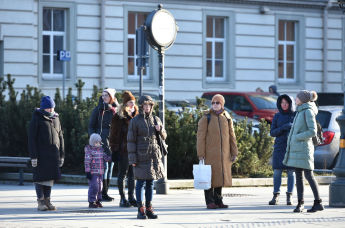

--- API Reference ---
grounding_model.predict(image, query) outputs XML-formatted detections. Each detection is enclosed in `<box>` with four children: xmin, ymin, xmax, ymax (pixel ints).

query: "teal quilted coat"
<box><xmin>283</xmin><ymin>102</ymin><xmax>318</xmax><ymax>170</ymax></box>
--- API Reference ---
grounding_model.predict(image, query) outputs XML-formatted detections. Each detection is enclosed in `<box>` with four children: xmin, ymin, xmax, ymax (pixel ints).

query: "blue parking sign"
<box><xmin>57</xmin><ymin>50</ymin><xmax>71</xmax><ymax>61</ymax></box>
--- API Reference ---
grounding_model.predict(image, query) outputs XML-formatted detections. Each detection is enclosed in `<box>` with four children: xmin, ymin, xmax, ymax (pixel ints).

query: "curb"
<box><xmin>0</xmin><ymin>172</ymin><xmax>335</xmax><ymax>188</ymax></box>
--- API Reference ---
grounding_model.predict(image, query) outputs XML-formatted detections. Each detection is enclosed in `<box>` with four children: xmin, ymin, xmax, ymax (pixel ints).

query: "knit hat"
<box><xmin>297</xmin><ymin>90</ymin><xmax>318</xmax><ymax>103</ymax></box>
<box><xmin>89</xmin><ymin>133</ymin><xmax>102</xmax><ymax>146</ymax></box>
<box><xmin>122</xmin><ymin>90</ymin><xmax>136</xmax><ymax>105</ymax></box>
<box><xmin>103</xmin><ymin>88</ymin><xmax>116</xmax><ymax>102</ymax></box>
<box><xmin>211</xmin><ymin>94</ymin><xmax>225</xmax><ymax>108</ymax></box>
<box><xmin>138</xmin><ymin>95</ymin><xmax>155</xmax><ymax>106</ymax></box>
<box><xmin>40</xmin><ymin>96</ymin><xmax>55</xmax><ymax>109</ymax></box>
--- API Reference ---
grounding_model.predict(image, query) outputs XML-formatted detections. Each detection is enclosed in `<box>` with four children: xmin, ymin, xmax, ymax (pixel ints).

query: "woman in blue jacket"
<box><xmin>269</xmin><ymin>94</ymin><xmax>295</xmax><ymax>206</ymax></box>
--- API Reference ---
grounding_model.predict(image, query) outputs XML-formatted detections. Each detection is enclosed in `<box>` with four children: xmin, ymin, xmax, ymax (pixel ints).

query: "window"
<box><xmin>42</xmin><ymin>8</ymin><xmax>66</xmax><ymax>80</ymax></box>
<box><xmin>127</xmin><ymin>12</ymin><xmax>149</xmax><ymax>79</ymax></box>
<box><xmin>206</xmin><ymin>16</ymin><xmax>226</xmax><ymax>81</ymax></box>
<box><xmin>278</xmin><ymin>20</ymin><xmax>296</xmax><ymax>82</ymax></box>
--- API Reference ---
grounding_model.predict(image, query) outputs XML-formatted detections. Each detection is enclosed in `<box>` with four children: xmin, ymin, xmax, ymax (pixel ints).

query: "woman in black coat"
<box><xmin>28</xmin><ymin>96</ymin><xmax>64</xmax><ymax>211</ymax></box>
<box><xmin>269</xmin><ymin>94</ymin><xmax>295</xmax><ymax>205</ymax></box>
<box><xmin>88</xmin><ymin>88</ymin><xmax>118</xmax><ymax>201</ymax></box>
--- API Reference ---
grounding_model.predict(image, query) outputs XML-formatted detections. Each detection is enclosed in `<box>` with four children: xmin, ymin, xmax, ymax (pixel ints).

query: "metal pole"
<box><xmin>139</xmin><ymin>67</ymin><xmax>144</xmax><ymax>96</ymax></box>
<box><xmin>63</xmin><ymin>62</ymin><xmax>66</xmax><ymax>99</ymax></box>
<box><xmin>156</xmin><ymin>47</ymin><xmax>169</xmax><ymax>194</ymax></box>
<box><xmin>329</xmin><ymin>91</ymin><xmax>345</xmax><ymax>207</ymax></box>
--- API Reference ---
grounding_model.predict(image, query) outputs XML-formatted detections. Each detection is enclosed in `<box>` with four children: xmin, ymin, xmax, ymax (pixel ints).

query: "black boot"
<box><xmin>128</xmin><ymin>177</ymin><xmax>137</xmax><ymax>207</ymax></box>
<box><xmin>102</xmin><ymin>180</ymin><xmax>113</xmax><ymax>202</ymax></box>
<box><xmin>128</xmin><ymin>195</ymin><xmax>137</xmax><ymax>207</ymax></box>
<box><xmin>119</xmin><ymin>197</ymin><xmax>130</xmax><ymax>207</ymax></box>
<box><xmin>294</xmin><ymin>200</ymin><xmax>304</xmax><ymax>213</ymax></box>
<box><xmin>145</xmin><ymin>202</ymin><xmax>158</xmax><ymax>219</ymax></box>
<box><xmin>137</xmin><ymin>202</ymin><xmax>147</xmax><ymax>219</ymax></box>
<box><xmin>268</xmin><ymin>193</ymin><xmax>280</xmax><ymax>205</ymax></box>
<box><xmin>307</xmin><ymin>199</ymin><xmax>324</xmax><ymax>212</ymax></box>
<box><xmin>286</xmin><ymin>192</ymin><xmax>293</xmax><ymax>206</ymax></box>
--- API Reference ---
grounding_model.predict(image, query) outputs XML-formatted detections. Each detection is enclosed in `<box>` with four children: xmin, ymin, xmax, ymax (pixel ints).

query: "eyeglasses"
<box><xmin>211</xmin><ymin>102</ymin><xmax>220</xmax><ymax>105</ymax></box>
<box><xmin>102</xmin><ymin>93</ymin><xmax>109</xmax><ymax>98</ymax></box>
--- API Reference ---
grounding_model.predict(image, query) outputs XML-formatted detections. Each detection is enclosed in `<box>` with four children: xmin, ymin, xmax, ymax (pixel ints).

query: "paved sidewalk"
<box><xmin>0</xmin><ymin>182</ymin><xmax>344</xmax><ymax>228</ymax></box>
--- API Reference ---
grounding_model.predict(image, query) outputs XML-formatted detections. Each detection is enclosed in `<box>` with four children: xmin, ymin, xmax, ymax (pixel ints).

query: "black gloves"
<box><xmin>86</xmin><ymin>172</ymin><xmax>92</xmax><ymax>180</ymax></box>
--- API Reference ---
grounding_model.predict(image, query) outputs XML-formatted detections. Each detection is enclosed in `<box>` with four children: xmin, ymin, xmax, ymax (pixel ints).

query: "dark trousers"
<box><xmin>204</xmin><ymin>187</ymin><xmax>223</xmax><ymax>205</ymax></box>
<box><xmin>295</xmin><ymin>168</ymin><xmax>320</xmax><ymax>201</ymax></box>
<box><xmin>35</xmin><ymin>183</ymin><xmax>51</xmax><ymax>199</ymax></box>
<box><xmin>136</xmin><ymin>180</ymin><xmax>154</xmax><ymax>205</ymax></box>
<box><xmin>117</xmin><ymin>155</ymin><xmax>135</xmax><ymax>199</ymax></box>
<box><xmin>88</xmin><ymin>174</ymin><xmax>103</xmax><ymax>203</ymax></box>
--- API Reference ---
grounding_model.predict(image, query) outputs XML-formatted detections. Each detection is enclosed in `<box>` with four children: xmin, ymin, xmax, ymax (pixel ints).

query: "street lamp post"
<box><xmin>145</xmin><ymin>4</ymin><xmax>178</xmax><ymax>194</ymax></box>
<box><xmin>329</xmin><ymin>0</ymin><xmax>345</xmax><ymax>208</ymax></box>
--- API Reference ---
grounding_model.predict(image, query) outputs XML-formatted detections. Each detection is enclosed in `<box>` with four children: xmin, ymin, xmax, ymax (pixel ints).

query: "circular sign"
<box><xmin>146</xmin><ymin>6</ymin><xmax>177</xmax><ymax>50</ymax></box>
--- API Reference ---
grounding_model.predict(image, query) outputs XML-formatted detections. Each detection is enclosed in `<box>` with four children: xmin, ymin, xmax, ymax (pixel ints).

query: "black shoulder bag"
<box><xmin>153</xmin><ymin>116</ymin><xmax>168</xmax><ymax>156</ymax></box>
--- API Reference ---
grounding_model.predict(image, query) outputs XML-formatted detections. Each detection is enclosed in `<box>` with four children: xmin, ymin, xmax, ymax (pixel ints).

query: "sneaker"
<box><xmin>89</xmin><ymin>202</ymin><xmax>98</xmax><ymax>208</ymax></box>
<box><xmin>95</xmin><ymin>201</ymin><xmax>103</xmax><ymax>208</ymax></box>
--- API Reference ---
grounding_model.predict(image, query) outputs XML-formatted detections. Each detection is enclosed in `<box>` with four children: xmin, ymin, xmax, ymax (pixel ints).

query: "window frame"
<box><xmin>275</xmin><ymin>15</ymin><xmax>305</xmax><ymax>88</ymax></box>
<box><xmin>38</xmin><ymin>1</ymin><xmax>76</xmax><ymax>87</ymax></box>
<box><xmin>202</xmin><ymin>10</ymin><xmax>235</xmax><ymax>89</ymax></box>
<box><xmin>123</xmin><ymin>5</ymin><xmax>158</xmax><ymax>88</ymax></box>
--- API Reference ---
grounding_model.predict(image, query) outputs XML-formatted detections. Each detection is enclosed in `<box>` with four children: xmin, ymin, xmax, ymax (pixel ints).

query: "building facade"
<box><xmin>0</xmin><ymin>0</ymin><xmax>343</xmax><ymax>100</ymax></box>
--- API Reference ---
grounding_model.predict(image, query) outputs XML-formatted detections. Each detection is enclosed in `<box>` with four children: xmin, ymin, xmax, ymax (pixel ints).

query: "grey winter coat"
<box><xmin>127</xmin><ymin>110</ymin><xmax>167</xmax><ymax>180</ymax></box>
<box><xmin>28</xmin><ymin>109</ymin><xmax>65</xmax><ymax>182</ymax></box>
<box><xmin>283</xmin><ymin>102</ymin><xmax>318</xmax><ymax>170</ymax></box>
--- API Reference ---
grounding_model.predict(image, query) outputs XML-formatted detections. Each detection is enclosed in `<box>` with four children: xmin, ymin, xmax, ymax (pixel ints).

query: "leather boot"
<box><xmin>37</xmin><ymin>198</ymin><xmax>48</xmax><ymax>211</ymax></box>
<box><xmin>102</xmin><ymin>180</ymin><xmax>113</xmax><ymax>202</ymax></box>
<box><xmin>269</xmin><ymin>193</ymin><xmax>280</xmax><ymax>205</ymax></box>
<box><xmin>137</xmin><ymin>202</ymin><xmax>147</xmax><ymax>219</ymax></box>
<box><xmin>119</xmin><ymin>197</ymin><xmax>130</xmax><ymax>207</ymax></box>
<box><xmin>307</xmin><ymin>199</ymin><xmax>324</xmax><ymax>212</ymax></box>
<box><xmin>44</xmin><ymin>197</ymin><xmax>56</xmax><ymax>211</ymax></box>
<box><xmin>294</xmin><ymin>200</ymin><xmax>304</xmax><ymax>213</ymax></box>
<box><xmin>145</xmin><ymin>202</ymin><xmax>158</xmax><ymax>219</ymax></box>
<box><xmin>286</xmin><ymin>192</ymin><xmax>293</xmax><ymax>206</ymax></box>
<box><xmin>128</xmin><ymin>195</ymin><xmax>137</xmax><ymax>207</ymax></box>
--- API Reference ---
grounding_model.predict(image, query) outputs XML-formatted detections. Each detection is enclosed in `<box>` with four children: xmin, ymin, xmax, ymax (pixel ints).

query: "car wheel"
<box><xmin>330</xmin><ymin>153</ymin><xmax>339</xmax><ymax>169</ymax></box>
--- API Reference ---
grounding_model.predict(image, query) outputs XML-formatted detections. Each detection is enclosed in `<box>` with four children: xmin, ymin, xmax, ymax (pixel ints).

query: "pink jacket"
<box><xmin>84</xmin><ymin>145</ymin><xmax>111</xmax><ymax>175</ymax></box>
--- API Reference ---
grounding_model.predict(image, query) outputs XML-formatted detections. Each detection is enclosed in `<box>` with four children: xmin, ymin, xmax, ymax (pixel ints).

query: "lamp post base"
<box><xmin>329</xmin><ymin>177</ymin><xmax>345</xmax><ymax>207</ymax></box>
<box><xmin>155</xmin><ymin>178</ymin><xmax>169</xmax><ymax>194</ymax></box>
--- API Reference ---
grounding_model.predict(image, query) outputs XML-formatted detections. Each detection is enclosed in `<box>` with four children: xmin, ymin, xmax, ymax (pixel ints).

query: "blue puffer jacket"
<box><xmin>270</xmin><ymin>94</ymin><xmax>295</xmax><ymax>170</ymax></box>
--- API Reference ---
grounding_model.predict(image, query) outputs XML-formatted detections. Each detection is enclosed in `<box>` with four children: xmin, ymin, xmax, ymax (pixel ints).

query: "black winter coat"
<box><xmin>28</xmin><ymin>109</ymin><xmax>65</xmax><ymax>182</ymax></box>
<box><xmin>88</xmin><ymin>96</ymin><xmax>117</xmax><ymax>156</ymax></box>
<box><xmin>270</xmin><ymin>94</ymin><xmax>295</xmax><ymax>170</ymax></box>
<box><xmin>127</xmin><ymin>111</ymin><xmax>167</xmax><ymax>180</ymax></box>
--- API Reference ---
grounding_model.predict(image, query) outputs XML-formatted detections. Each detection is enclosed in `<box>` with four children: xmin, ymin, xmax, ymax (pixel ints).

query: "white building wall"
<box><xmin>0</xmin><ymin>0</ymin><xmax>343</xmax><ymax>100</ymax></box>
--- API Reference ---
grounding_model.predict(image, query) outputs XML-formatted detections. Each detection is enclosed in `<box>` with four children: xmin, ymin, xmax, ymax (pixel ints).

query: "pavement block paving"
<box><xmin>0</xmin><ymin>183</ymin><xmax>345</xmax><ymax>228</ymax></box>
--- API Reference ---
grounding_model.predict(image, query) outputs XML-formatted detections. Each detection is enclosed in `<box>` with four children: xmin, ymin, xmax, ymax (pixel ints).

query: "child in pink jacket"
<box><xmin>85</xmin><ymin>133</ymin><xmax>111</xmax><ymax>208</ymax></box>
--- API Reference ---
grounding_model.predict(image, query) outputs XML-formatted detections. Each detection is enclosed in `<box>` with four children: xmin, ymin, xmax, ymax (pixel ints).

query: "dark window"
<box><xmin>249</xmin><ymin>95</ymin><xmax>277</xmax><ymax>110</ymax></box>
<box><xmin>316</xmin><ymin>111</ymin><xmax>332</xmax><ymax>129</ymax></box>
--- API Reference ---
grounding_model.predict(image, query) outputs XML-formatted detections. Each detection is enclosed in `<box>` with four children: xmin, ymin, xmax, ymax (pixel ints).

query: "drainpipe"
<box><xmin>100</xmin><ymin>0</ymin><xmax>105</xmax><ymax>89</ymax></box>
<box><xmin>323</xmin><ymin>0</ymin><xmax>331</xmax><ymax>92</ymax></box>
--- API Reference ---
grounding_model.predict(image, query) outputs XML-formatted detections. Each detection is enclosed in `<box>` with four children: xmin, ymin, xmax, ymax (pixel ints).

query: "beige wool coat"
<box><xmin>197</xmin><ymin>109</ymin><xmax>238</xmax><ymax>187</ymax></box>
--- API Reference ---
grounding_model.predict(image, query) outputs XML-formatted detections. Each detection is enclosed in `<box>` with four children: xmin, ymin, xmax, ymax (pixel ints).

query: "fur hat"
<box><xmin>211</xmin><ymin>94</ymin><xmax>225</xmax><ymax>108</ymax></box>
<box><xmin>89</xmin><ymin>133</ymin><xmax>102</xmax><ymax>147</ymax></box>
<box><xmin>103</xmin><ymin>88</ymin><xmax>116</xmax><ymax>102</ymax></box>
<box><xmin>297</xmin><ymin>90</ymin><xmax>318</xmax><ymax>104</ymax></box>
<box><xmin>122</xmin><ymin>91</ymin><xmax>136</xmax><ymax>105</ymax></box>
<box><xmin>138</xmin><ymin>95</ymin><xmax>155</xmax><ymax>106</ymax></box>
<box><xmin>40</xmin><ymin>96</ymin><xmax>55</xmax><ymax>109</ymax></box>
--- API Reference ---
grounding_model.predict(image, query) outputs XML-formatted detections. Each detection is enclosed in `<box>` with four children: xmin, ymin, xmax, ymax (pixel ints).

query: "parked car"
<box><xmin>202</xmin><ymin>92</ymin><xmax>278</xmax><ymax>123</ymax></box>
<box><xmin>314</xmin><ymin>106</ymin><xmax>342</xmax><ymax>170</ymax></box>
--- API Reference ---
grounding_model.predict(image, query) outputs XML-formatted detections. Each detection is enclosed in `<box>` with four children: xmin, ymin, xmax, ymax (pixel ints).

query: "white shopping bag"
<box><xmin>193</xmin><ymin>160</ymin><xmax>212</xmax><ymax>190</ymax></box>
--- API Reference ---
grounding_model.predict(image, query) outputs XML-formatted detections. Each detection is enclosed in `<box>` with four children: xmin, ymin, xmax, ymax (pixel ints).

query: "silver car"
<box><xmin>314</xmin><ymin>106</ymin><xmax>342</xmax><ymax>170</ymax></box>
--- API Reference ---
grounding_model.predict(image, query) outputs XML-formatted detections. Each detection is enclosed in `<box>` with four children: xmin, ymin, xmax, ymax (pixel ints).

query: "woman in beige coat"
<box><xmin>197</xmin><ymin>94</ymin><xmax>238</xmax><ymax>209</ymax></box>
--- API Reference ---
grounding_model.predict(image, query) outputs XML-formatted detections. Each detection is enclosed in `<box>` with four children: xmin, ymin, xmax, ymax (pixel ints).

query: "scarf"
<box><xmin>39</xmin><ymin>109</ymin><xmax>56</xmax><ymax>119</ymax></box>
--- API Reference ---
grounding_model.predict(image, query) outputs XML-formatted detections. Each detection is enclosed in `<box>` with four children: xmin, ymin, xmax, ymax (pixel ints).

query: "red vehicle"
<box><xmin>202</xmin><ymin>92</ymin><xmax>278</xmax><ymax>123</ymax></box>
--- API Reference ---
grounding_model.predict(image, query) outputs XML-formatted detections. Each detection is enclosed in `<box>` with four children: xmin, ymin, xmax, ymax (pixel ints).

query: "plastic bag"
<box><xmin>193</xmin><ymin>160</ymin><xmax>211</xmax><ymax>190</ymax></box>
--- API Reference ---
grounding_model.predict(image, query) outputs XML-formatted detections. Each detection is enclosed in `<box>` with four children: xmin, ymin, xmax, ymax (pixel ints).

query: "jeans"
<box><xmin>35</xmin><ymin>183</ymin><xmax>51</xmax><ymax>199</ymax></box>
<box><xmin>103</xmin><ymin>161</ymin><xmax>114</xmax><ymax>180</ymax></box>
<box><xmin>295</xmin><ymin>168</ymin><xmax>320</xmax><ymax>201</ymax></box>
<box><xmin>136</xmin><ymin>180</ymin><xmax>154</xmax><ymax>204</ymax></box>
<box><xmin>273</xmin><ymin>169</ymin><xmax>295</xmax><ymax>193</ymax></box>
<box><xmin>88</xmin><ymin>174</ymin><xmax>103</xmax><ymax>203</ymax></box>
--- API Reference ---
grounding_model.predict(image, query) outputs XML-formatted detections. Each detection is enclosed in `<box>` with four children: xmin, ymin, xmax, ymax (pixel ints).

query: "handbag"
<box><xmin>153</xmin><ymin>116</ymin><xmax>168</xmax><ymax>156</ymax></box>
<box><xmin>193</xmin><ymin>160</ymin><xmax>212</xmax><ymax>190</ymax></box>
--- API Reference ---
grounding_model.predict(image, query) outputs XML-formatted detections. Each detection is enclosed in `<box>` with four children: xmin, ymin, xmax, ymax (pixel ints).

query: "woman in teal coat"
<box><xmin>283</xmin><ymin>90</ymin><xmax>324</xmax><ymax>213</ymax></box>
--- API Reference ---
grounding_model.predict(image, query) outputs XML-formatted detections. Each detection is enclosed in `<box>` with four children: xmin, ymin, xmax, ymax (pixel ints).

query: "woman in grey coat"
<box><xmin>127</xmin><ymin>95</ymin><xmax>166</xmax><ymax>219</ymax></box>
<box><xmin>283</xmin><ymin>90</ymin><xmax>324</xmax><ymax>213</ymax></box>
